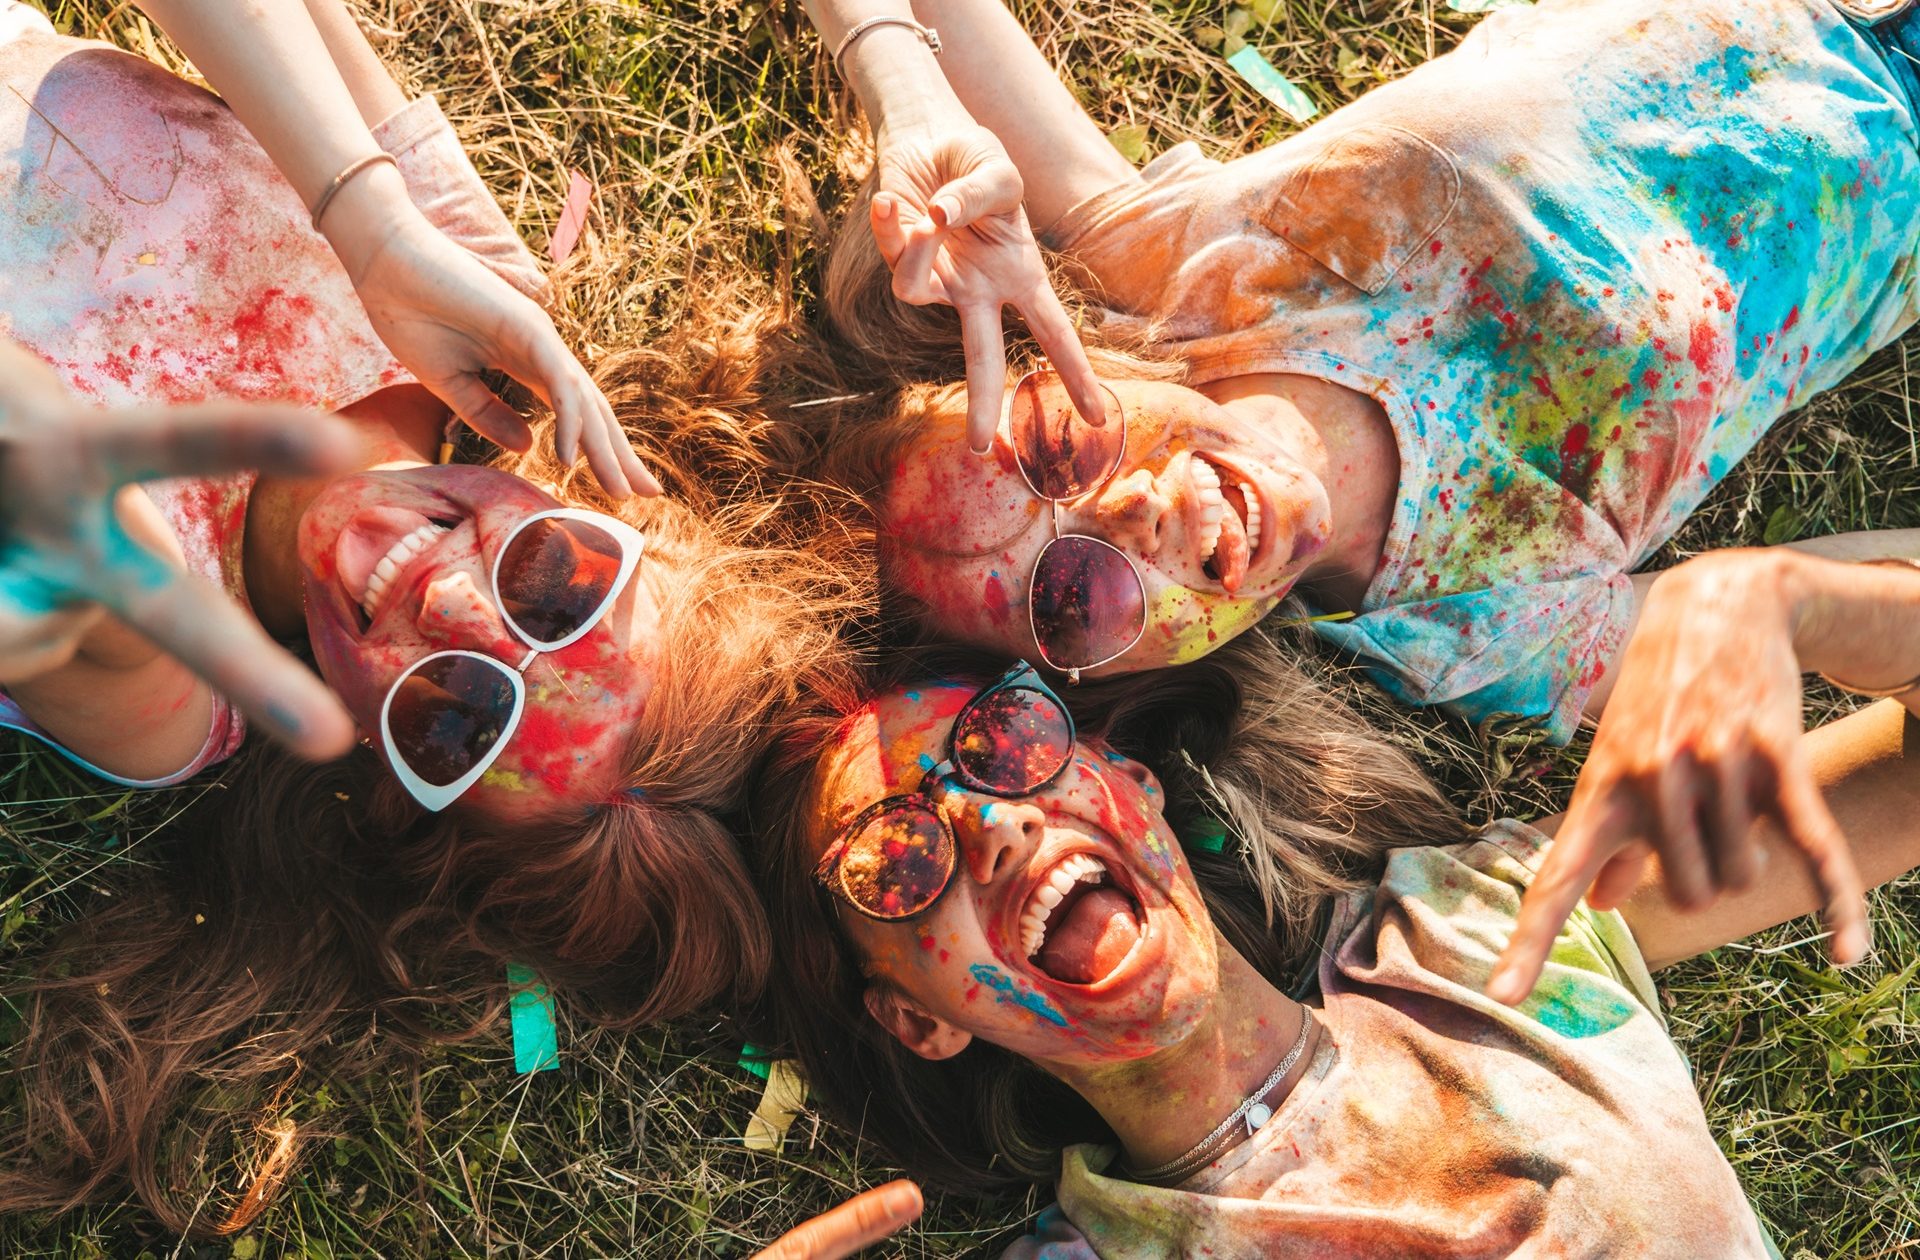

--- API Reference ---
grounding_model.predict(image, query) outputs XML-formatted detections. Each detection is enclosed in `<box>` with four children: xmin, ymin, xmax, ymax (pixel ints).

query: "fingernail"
<box><xmin>882</xmin><ymin>1182</ymin><xmax>923</xmax><ymax>1216</ymax></box>
<box><xmin>931</xmin><ymin>196</ymin><xmax>958</xmax><ymax>227</ymax></box>
<box><xmin>970</xmin><ymin>441</ymin><xmax>992</xmax><ymax>459</ymax></box>
<box><xmin>265</xmin><ymin>700</ymin><xmax>303</xmax><ymax>740</ymax></box>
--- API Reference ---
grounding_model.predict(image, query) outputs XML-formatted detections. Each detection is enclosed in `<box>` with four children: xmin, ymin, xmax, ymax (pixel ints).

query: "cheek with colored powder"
<box><xmin>1144</xmin><ymin>588</ymin><xmax>1278</xmax><ymax>665</ymax></box>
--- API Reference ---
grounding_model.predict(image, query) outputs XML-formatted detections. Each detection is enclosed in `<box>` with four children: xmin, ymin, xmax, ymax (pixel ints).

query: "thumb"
<box><xmin>930</xmin><ymin>162</ymin><xmax>1021</xmax><ymax>231</ymax></box>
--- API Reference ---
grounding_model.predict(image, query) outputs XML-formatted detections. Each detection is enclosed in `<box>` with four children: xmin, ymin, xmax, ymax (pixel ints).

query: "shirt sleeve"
<box><xmin>998</xmin><ymin>1205</ymin><xmax>1104</xmax><ymax>1260</ymax></box>
<box><xmin>1314</xmin><ymin>569</ymin><xmax>1634</xmax><ymax>742</ymax></box>
<box><xmin>372</xmin><ymin>96</ymin><xmax>550</xmax><ymax>303</ymax></box>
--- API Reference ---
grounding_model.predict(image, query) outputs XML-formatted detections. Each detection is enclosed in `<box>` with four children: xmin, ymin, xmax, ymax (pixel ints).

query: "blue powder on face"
<box><xmin>969</xmin><ymin>963</ymin><xmax>1069</xmax><ymax>1027</ymax></box>
<box><xmin>918</xmin><ymin>753</ymin><xmax>938</xmax><ymax>771</ymax></box>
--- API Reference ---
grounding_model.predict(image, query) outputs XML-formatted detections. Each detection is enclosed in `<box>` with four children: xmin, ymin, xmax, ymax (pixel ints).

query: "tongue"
<box><xmin>1033</xmin><ymin>886</ymin><xmax>1143</xmax><ymax>985</ymax></box>
<box><xmin>1211</xmin><ymin>485</ymin><xmax>1252</xmax><ymax>594</ymax></box>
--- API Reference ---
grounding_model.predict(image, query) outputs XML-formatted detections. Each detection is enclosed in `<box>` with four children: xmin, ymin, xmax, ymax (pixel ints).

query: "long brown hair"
<box><xmin>0</xmin><ymin>296</ymin><xmax>875</xmax><ymax>1233</ymax></box>
<box><xmin>746</xmin><ymin>626</ymin><xmax>1469</xmax><ymax>1195</ymax></box>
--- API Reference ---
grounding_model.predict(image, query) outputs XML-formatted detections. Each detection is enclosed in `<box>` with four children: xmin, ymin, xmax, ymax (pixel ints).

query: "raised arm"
<box><xmin>1491</xmin><ymin>548</ymin><xmax>1920</xmax><ymax>1003</ymax></box>
<box><xmin>803</xmin><ymin>0</ymin><xmax>1105</xmax><ymax>447</ymax></box>
<box><xmin>907</xmin><ymin>0</ymin><xmax>1139</xmax><ymax>238</ymax></box>
<box><xmin>129</xmin><ymin>0</ymin><xmax>654</xmax><ymax>496</ymax></box>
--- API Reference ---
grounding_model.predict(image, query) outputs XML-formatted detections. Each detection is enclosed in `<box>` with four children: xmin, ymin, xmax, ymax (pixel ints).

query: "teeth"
<box><xmin>1192</xmin><ymin>458</ymin><xmax>1225</xmax><ymax>566</ymax></box>
<box><xmin>1238</xmin><ymin>481</ymin><xmax>1262</xmax><ymax>544</ymax></box>
<box><xmin>359</xmin><ymin>523</ymin><xmax>448</xmax><ymax>619</ymax></box>
<box><xmin>1019</xmin><ymin>853</ymin><xmax>1108</xmax><ymax>961</ymax></box>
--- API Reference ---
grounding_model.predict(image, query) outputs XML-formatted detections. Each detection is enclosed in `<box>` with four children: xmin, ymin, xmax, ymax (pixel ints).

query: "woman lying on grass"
<box><xmin>808</xmin><ymin>0</ymin><xmax>1920</xmax><ymax>739</ymax></box>
<box><xmin>0</xmin><ymin>9</ymin><xmax>859</xmax><ymax>1231</ymax></box>
<box><xmin>749</xmin><ymin>546</ymin><xmax>1920</xmax><ymax>1259</ymax></box>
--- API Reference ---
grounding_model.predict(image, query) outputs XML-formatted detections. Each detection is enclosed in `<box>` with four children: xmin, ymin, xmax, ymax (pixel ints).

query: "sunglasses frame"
<box><xmin>815</xmin><ymin>661</ymin><xmax>1076</xmax><ymax>922</ymax></box>
<box><xmin>1007</xmin><ymin>369</ymin><xmax>1149</xmax><ymax>682</ymax></box>
<box><xmin>378</xmin><ymin>508</ymin><xmax>646</xmax><ymax>813</ymax></box>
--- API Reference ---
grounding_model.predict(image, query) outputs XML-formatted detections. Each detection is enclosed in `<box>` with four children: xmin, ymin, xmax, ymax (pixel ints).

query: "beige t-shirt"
<box><xmin>1005</xmin><ymin>821</ymin><xmax>1777</xmax><ymax>1259</ymax></box>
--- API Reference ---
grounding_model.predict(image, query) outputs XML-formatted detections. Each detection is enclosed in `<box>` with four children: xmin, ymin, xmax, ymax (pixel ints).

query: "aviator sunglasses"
<box><xmin>1007</xmin><ymin>369</ymin><xmax>1148</xmax><ymax>682</ymax></box>
<box><xmin>377</xmin><ymin>508</ymin><xmax>645</xmax><ymax>812</ymax></box>
<box><xmin>814</xmin><ymin>662</ymin><xmax>1075</xmax><ymax>921</ymax></box>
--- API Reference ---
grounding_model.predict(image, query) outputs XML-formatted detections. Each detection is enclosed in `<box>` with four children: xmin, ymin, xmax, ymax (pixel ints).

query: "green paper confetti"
<box><xmin>506</xmin><ymin>962</ymin><xmax>559</xmax><ymax>1074</ymax></box>
<box><xmin>737</xmin><ymin>1041</ymin><xmax>772</xmax><ymax>1081</ymax></box>
<box><xmin>1445</xmin><ymin>0</ymin><xmax>1532</xmax><ymax>12</ymax></box>
<box><xmin>1183</xmin><ymin>816</ymin><xmax>1231</xmax><ymax>854</ymax></box>
<box><xmin>1226</xmin><ymin>44</ymin><xmax>1319</xmax><ymax>123</ymax></box>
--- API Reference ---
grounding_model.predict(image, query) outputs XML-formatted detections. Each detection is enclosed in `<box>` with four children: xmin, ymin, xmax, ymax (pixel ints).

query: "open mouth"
<box><xmin>1019</xmin><ymin>852</ymin><xmax>1147</xmax><ymax>986</ymax></box>
<box><xmin>335</xmin><ymin>508</ymin><xmax>458</xmax><ymax>630</ymax></box>
<box><xmin>1192</xmin><ymin>456</ymin><xmax>1263</xmax><ymax>594</ymax></box>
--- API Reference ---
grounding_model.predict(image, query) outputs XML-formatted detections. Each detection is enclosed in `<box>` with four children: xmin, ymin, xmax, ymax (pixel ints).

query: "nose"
<box><xmin>414</xmin><ymin>570</ymin><xmax>521</xmax><ymax>659</ymax></box>
<box><xmin>948</xmin><ymin>790</ymin><xmax>1046</xmax><ymax>887</ymax></box>
<box><xmin>1087</xmin><ymin>468</ymin><xmax>1171</xmax><ymax>555</ymax></box>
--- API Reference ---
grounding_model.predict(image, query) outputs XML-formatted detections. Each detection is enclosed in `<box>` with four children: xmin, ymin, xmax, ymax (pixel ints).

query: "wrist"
<box><xmin>315</xmin><ymin>159</ymin><xmax>424</xmax><ymax>284</ymax></box>
<box><xmin>844</xmin><ymin>27</ymin><xmax>967</xmax><ymax>135</ymax></box>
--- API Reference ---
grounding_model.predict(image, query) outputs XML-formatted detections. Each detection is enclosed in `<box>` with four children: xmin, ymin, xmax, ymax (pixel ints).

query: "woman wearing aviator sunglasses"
<box><xmin>0</xmin><ymin>11</ymin><xmax>861</xmax><ymax>1233</ymax></box>
<box><xmin>750</xmin><ymin>550</ymin><xmax>1920</xmax><ymax>1256</ymax></box>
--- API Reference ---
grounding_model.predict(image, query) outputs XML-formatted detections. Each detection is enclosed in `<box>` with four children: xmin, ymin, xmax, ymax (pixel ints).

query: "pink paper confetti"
<box><xmin>548</xmin><ymin>169</ymin><xmax>594</xmax><ymax>264</ymax></box>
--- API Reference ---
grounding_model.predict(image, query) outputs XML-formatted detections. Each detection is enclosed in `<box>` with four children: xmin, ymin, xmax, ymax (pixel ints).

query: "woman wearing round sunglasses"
<box><xmin>807</xmin><ymin>0</ymin><xmax>1920</xmax><ymax>728</ymax></box>
<box><xmin>748</xmin><ymin>553</ymin><xmax>1920</xmax><ymax>1257</ymax></box>
<box><xmin>0</xmin><ymin>13</ymin><xmax>861</xmax><ymax>1233</ymax></box>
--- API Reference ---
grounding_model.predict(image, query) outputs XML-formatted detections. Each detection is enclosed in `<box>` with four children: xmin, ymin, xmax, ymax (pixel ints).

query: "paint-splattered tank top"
<box><xmin>1002</xmin><ymin>821</ymin><xmax>1780</xmax><ymax>1260</ymax></box>
<box><xmin>0</xmin><ymin>9</ymin><xmax>546</xmax><ymax>785</ymax></box>
<box><xmin>1052</xmin><ymin>0</ymin><xmax>1920</xmax><ymax>740</ymax></box>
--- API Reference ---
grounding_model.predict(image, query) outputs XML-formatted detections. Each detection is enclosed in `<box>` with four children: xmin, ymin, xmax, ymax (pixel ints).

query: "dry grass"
<box><xmin>3</xmin><ymin>0</ymin><xmax>1919</xmax><ymax>1255</ymax></box>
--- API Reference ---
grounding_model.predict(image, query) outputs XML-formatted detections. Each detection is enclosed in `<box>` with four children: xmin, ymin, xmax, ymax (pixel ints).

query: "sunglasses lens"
<box><xmin>386</xmin><ymin>655</ymin><xmax>518</xmax><ymax>788</ymax></box>
<box><xmin>498</xmin><ymin>516</ymin><xmax>626</xmax><ymax>646</ymax></box>
<box><xmin>836</xmin><ymin>805</ymin><xmax>955</xmax><ymax>919</ymax></box>
<box><xmin>1030</xmin><ymin>536</ymin><xmax>1147</xmax><ymax>672</ymax></box>
<box><xmin>1009</xmin><ymin>374</ymin><xmax>1124</xmax><ymax>500</ymax></box>
<box><xmin>952</xmin><ymin>683</ymin><xmax>1074</xmax><ymax>795</ymax></box>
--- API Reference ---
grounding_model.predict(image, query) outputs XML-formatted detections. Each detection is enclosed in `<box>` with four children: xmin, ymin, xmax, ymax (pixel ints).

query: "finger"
<box><xmin>929</xmin><ymin>160</ymin><xmax>1022</xmax><ymax>230</ymax></box>
<box><xmin>1487</xmin><ymin>802</ymin><xmax>1625</xmax><ymax>1005</ymax></box>
<box><xmin>572</xmin><ymin>379</ymin><xmax>634</xmax><ymax>499</ymax></box>
<box><xmin>1652</xmin><ymin>754</ymin><xmax>1716</xmax><ymax>909</ymax></box>
<box><xmin>1019</xmin><ymin>282</ymin><xmax>1108</xmax><ymax>428</ymax></box>
<box><xmin>753</xmin><ymin>1181</ymin><xmax>924</xmax><ymax>1260</ymax></box>
<box><xmin>870</xmin><ymin>192</ymin><xmax>911</xmax><ymax>269</ymax></box>
<box><xmin>1586</xmin><ymin>841</ymin><xmax>1652</xmax><ymax>912</ymax></box>
<box><xmin>603</xmin><ymin>391</ymin><xmax>661</xmax><ymax>497</ymax></box>
<box><xmin>960</xmin><ymin>303</ymin><xmax>1009</xmax><ymax>455</ymax></box>
<box><xmin>889</xmin><ymin>217</ymin><xmax>949</xmax><ymax>307</ymax></box>
<box><xmin>0</xmin><ymin>607</ymin><xmax>98</xmax><ymax>683</ymax></box>
<box><xmin>99</xmin><ymin>567</ymin><xmax>355</xmax><ymax>761</ymax></box>
<box><xmin>1704</xmin><ymin>752</ymin><xmax>1760</xmax><ymax>893</ymax></box>
<box><xmin>431</xmin><ymin>375</ymin><xmax>535</xmax><ymax>454</ymax></box>
<box><xmin>1776</xmin><ymin>754</ymin><xmax>1871</xmax><ymax>965</ymax></box>
<box><xmin>75</xmin><ymin>405</ymin><xmax>363</xmax><ymax>486</ymax></box>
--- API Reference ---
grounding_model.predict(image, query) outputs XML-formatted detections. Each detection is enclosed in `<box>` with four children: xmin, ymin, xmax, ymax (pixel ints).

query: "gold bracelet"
<box><xmin>309</xmin><ymin>152</ymin><xmax>399</xmax><ymax>234</ymax></box>
<box><xmin>1816</xmin><ymin>556</ymin><xmax>1920</xmax><ymax>697</ymax></box>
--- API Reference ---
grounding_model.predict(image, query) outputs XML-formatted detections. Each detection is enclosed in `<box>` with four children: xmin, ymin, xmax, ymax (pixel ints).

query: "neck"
<box><xmin>244</xmin><ymin>386</ymin><xmax>448</xmax><ymax>637</ymax></box>
<box><xmin>1048</xmin><ymin>937</ymin><xmax>1314</xmax><ymax>1177</ymax></box>
<box><xmin>1208</xmin><ymin>372</ymin><xmax>1400</xmax><ymax>612</ymax></box>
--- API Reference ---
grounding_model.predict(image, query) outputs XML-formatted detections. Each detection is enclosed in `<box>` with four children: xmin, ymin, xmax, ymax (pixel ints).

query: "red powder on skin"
<box><xmin>982</xmin><ymin>573</ymin><xmax>1011</xmax><ymax>625</ymax></box>
<box><xmin>919</xmin><ymin>935</ymin><xmax>937</xmax><ymax>952</ymax></box>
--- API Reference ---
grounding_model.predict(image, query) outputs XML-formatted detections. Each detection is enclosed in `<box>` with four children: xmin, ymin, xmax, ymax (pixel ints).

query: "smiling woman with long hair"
<box><xmin>0</xmin><ymin>11</ymin><xmax>865</xmax><ymax>1232</ymax></box>
<box><xmin>746</xmin><ymin>553</ymin><xmax>1920</xmax><ymax>1255</ymax></box>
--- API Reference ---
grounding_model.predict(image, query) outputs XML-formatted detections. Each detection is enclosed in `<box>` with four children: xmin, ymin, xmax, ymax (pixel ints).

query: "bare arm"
<box><xmin>1618</xmin><ymin>699</ymin><xmax>1920</xmax><ymax>968</ymax></box>
<box><xmin>300</xmin><ymin>0</ymin><xmax>408</xmax><ymax>129</ymax></box>
<box><xmin>1583</xmin><ymin>529</ymin><xmax>1920</xmax><ymax>721</ymax></box>
<box><xmin>907</xmin><ymin>0</ymin><xmax>1138</xmax><ymax>238</ymax></box>
<box><xmin>1490</xmin><ymin>547</ymin><xmax>1920</xmax><ymax>1004</ymax></box>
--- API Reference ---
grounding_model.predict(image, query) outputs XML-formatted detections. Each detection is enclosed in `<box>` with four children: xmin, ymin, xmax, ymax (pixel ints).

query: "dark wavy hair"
<box><xmin>745</xmin><ymin>627</ymin><xmax>1469</xmax><ymax>1195</ymax></box>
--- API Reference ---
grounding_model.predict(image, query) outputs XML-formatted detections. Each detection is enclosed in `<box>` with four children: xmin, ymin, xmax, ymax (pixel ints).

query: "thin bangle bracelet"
<box><xmin>309</xmin><ymin>152</ymin><xmax>399</xmax><ymax>234</ymax></box>
<box><xmin>1817</xmin><ymin>556</ymin><xmax>1920</xmax><ymax>697</ymax></box>
<box><xmin>832</xmin><ymin>15</ymin><xmax>941</xmax><ymax>74</ymax></box>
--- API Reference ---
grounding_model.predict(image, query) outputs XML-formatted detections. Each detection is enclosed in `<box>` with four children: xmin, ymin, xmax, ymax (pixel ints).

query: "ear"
<box><xmin>863</xmin><ymin>984</ymin><xmax>973</xmax><ymax>1061</ymax></box>
<box><xmin>1102</xmin><ymin>746</ymin><xmax>1165</xmax><ymax>798</ymax></box>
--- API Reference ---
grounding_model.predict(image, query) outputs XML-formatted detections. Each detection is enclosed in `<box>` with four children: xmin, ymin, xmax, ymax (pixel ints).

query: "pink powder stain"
<box><xmin>982</xmin><ymin>572</ymin><xmax>1011</xmax><ymax>626</ymax></box>
<box><xmin>1686</xmin><ymin>319</ymin><xmax>1723</xmax><ymax>378</ymax></box>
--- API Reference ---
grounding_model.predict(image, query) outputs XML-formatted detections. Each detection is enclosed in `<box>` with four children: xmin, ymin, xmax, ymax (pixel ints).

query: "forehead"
<box><xmin>813</xmin><ymin>683</ymin><xmax>973</xmax><ymax>829</ymax></box>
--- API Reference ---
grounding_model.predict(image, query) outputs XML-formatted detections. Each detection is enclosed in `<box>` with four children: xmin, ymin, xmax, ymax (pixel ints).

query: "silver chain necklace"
<box><xmin>1124</xmin><ymin>1007</ymin><xmax>1315</xmax><ymax>1186</ymax></box>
